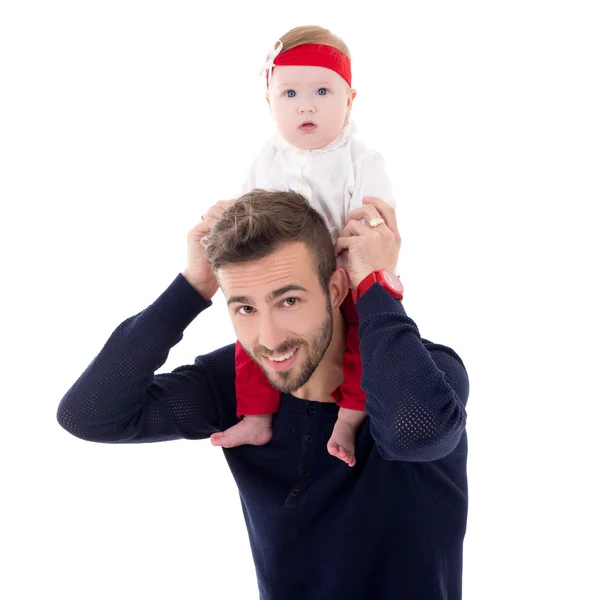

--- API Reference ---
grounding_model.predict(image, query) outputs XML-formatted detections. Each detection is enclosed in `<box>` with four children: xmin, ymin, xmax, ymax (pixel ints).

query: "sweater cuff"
<box><xmin>151</xmin><ymin>273</ymin><xmax>212</xmax><ymax>331</ymax></box>
<box><xmin>355</xmin><ymin>282</ymin><xmax>408</xmax><ymax>319</ymax></box>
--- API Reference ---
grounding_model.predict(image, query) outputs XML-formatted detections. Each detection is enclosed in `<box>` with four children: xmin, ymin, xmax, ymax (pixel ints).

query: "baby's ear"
<box><xmin>265</xmin><ymin>92</ymin><xmax>271</xmax><ymax>111</ymax></box>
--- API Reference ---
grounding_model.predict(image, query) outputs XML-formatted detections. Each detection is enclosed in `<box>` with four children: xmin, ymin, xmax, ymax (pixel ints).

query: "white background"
<box><xmin>1</xmin><ymin>1</ymin><xmax>599</xmax><ymax>598</ymax></box>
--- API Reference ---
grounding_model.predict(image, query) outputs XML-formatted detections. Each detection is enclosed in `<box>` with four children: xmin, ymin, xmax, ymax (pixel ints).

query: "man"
<box><xmin>57</xmin><ymin>190</ymin><xmax>469</xmax><ymax>599</ymax></box>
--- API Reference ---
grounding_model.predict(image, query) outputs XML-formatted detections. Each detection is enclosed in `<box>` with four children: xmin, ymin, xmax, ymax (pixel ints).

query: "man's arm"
<box><xmin>58</xmin><ymin>199</ymin><xmax>239</xmax><ymax>444</ymax></box>
<box><xmin>335</xmin><ymin>196</ymin><xmax>467</xmax><ymax>462</ymax></box>
<box><xmin>356</xmin><ymin>284</ymin><xmax>469</xmax><ymax>462</ymax></box>
<box><xmin>57</xmin><ymin>274</ymin><xmax>225</xmax><ymax>443</ymax></box>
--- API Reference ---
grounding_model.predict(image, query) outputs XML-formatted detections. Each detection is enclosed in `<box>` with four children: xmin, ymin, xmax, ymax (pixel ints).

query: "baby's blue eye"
<box><xmin>285</xmin><ymin>90</ymin><xmax>297</xmax><ymax>98</ymax></box>
<box><xmin>317</xmin><ymin>88</ymin><xmax>328</xmax><ymax>96</ymax></box>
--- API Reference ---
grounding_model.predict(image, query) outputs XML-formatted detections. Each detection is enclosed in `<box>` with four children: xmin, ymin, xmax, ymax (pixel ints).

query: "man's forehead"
<box><xmin>218</xmin><ymin>243</ymin><xmax>318</xmax><ymax>301</ymax></box>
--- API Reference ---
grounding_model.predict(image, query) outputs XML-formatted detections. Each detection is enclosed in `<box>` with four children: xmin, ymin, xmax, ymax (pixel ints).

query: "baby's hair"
<box><xmin>273</xmin><ymin>25</ymin><xmax>350</xmax><ymax>59</ymax></box>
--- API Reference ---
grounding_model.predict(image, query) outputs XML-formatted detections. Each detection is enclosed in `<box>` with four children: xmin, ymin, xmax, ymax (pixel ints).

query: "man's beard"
<box><xmin>245</xmin><ymin>299</ymin><xmax>333</xmax><ymax>394</ymax></box>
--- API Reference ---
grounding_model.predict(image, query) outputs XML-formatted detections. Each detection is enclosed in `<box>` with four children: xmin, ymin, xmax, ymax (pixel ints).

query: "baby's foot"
<box><xmin>326</xmin><ymin>407</ymin><xmax>367</xmax><ymax>467</ymax></box>
<box><xmin>210</xmin><ymin>414</ymin><xmax>273</xmax><ymax>448</ymax></box>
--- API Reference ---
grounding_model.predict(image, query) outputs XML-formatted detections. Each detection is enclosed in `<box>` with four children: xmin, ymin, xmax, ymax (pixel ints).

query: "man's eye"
<box><xmin>285</xmin><ymin>90</ymin><xmax>297</xmax><ymax>98</ymax></box>
<box><xmin>237</xmin><ymin>306</ymin><xmax>254</xmax><ymax>315</ymax></box>
<box><xmin>317</xmin><ymin>88</ymin><xmax>328</xmax><ymax>95</ymax></box>
<box><xmin>282</xmin><ymin>298</ymin><xmax>298</xmax><ymax>307</ymax></box>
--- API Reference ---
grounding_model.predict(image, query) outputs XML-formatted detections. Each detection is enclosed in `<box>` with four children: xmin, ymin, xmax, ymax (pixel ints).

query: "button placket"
<box><xmin>289</xmin><ymin>149</ymin><xmax>310</xmax><ymax>200</ymax></box>
<box><xmin>285</xmin><ymin>402</ymin><xmax>319</xmax><ymax>508</ymax></box>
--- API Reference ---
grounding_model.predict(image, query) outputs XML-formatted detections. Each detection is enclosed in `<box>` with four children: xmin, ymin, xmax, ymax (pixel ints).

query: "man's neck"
<box><xmin>291</xmin><ymin>308</ymin><xmax>346</xmax><ymax>403</ymax></box>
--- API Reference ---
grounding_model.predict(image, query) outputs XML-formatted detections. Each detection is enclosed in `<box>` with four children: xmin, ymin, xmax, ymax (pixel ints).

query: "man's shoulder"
<box><xmin>192</xmin><ymin>343</ymin><xmax>238</xmax><ymax>425</ymax></box>
<box><xmin>193</xmin><ymin>343</ymin><xmax>236</xmax><ymax>396</ymax></box>
<box><xmin>194</xmin><ymin>343</ymin><xmax>236</xmax><ymax>378</ymax></box>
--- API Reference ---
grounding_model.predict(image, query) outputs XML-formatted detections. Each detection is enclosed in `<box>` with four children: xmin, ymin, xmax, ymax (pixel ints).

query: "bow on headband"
<box><xmin>259</xmin><ymin>40</ymin><xmax>283</xmax><ymax>84</ymax></box>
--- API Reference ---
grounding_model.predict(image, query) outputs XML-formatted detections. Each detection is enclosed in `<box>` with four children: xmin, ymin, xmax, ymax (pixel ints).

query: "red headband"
<box><xmin>264</xmin><ymin>42</ymin><xmax>352</xmax><ymax>88</ymax></box>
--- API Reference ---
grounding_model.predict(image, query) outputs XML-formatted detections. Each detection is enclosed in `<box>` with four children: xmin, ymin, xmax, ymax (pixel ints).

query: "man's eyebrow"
<box><xmin>226</xmin><ymin>284</ymin><xmax>308</xmax><ymax>306</ymax></box>
<box><xmin>267</xmin><ymin>284</ymin><xmax>309</xmax><ymax>302</ymax></box>
<box><xmin>227</xmin><ymin>294</ymin><xmax>252</xmax><ymax>306</ymax></box>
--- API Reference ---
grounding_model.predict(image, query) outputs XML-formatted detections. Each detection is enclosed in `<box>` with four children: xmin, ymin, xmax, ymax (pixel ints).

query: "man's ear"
<box><xmin>329</xmin><ymin>268</ymin><xmax>350</xmax><ymax>310</ymax></box>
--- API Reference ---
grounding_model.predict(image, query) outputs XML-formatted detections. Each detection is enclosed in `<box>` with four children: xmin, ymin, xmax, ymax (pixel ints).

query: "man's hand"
<box><xmin>334</xmin><ymin>197</ymin><xmax>401</xmax><ymax>289</ymax></box>
<box><xmin>182</xmin><ymin>199</ymin><xmax>237</xmax><ymax>300</ymax></box>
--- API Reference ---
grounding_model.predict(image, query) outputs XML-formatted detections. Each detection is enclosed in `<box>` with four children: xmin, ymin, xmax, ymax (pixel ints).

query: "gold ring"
<box><xmin>368</xmin><ymin>217</ymin><xmax>385</xmax><ymax>228</ymax></box>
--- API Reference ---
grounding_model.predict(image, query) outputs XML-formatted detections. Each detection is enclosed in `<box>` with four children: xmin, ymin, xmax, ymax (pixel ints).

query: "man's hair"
<box><xmin>204</xmin><ymin>189</ymin><xmax>336</xmax><ymax>294</ymax></box>
<box><xmin>271</xmin><ymin>25</ymin><xmax>351</xmax><ymax>61</ymax></box>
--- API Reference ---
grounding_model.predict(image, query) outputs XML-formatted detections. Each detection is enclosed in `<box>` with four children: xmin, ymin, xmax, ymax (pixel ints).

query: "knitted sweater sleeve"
<box><xmin>56</xmin><ymin>274</ymin><xmax>225</xmax><ymax>444</ymax></box>
<box><xmin>356</xmin><ymin>284</ymin><xmax>469</xmax><ymax>462</ymax></box>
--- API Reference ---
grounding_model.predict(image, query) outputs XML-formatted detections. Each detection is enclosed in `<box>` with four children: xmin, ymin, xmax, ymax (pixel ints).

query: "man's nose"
<box><xmin>258</xmin><ymin>319</ymin><xmax>286</xmax><ymax>353</ymax></box>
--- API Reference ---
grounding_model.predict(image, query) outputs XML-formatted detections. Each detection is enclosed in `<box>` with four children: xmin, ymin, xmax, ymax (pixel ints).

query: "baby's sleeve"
<box><xmin>349</xmin><ymin>150</ymin><xmax>396</xmax><ymax>214</ymax></box>
<box><xmin>241</xmin><ymin>154</ymin><xmax>259</xmax><ymax>195</ymax></box>
<box><xmin>241</xmin><ymin>142</ymin><xmax>277</xmax><ymax>196</ymax></box>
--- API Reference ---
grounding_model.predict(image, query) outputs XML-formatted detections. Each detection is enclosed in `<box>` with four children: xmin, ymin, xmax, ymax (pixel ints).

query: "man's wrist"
<box><xmin>352</xmin><ymin>269</ymin><xmax>404</xmax><ymax>303</ymax></box>
<box><xmin>181</xmin><ymin>270</ymin><xmax>215</xmax><ymax>302</ymax></box>
<box><xmin>350</xmin><ymin>269</ymin><xmax>373</xmax><ymax>290</ymax></box>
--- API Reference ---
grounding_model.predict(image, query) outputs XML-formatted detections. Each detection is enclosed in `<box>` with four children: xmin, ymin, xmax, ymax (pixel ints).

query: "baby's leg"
<box><xmin>210</xmin><ymin>414</ymin><xmax>273</xmax><ymax>448</ymax></box>
<box><xmin>327</xmin><ymin>407</ymin><xmax>368</xmax><ymax>467</ymax></box>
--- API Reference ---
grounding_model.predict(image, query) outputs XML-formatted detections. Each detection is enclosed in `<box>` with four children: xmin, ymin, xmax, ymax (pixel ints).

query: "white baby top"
<box><xmin>242</xmin><ymin>121</ymin><xmax>395</xmax><ymax>238</ymax></box>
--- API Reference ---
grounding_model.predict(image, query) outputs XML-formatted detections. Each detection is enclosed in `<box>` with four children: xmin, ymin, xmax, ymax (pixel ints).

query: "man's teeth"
<box><xmin>267</xmin><ymin>349</ymin><xmax>296</xmax><ymax>362</ymax></box>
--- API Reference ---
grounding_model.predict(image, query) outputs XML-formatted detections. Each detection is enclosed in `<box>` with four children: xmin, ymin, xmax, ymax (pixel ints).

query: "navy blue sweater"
<box><xmin>57</xmin><ymin>274</ymin><xmax>469</xmax><ymax>600</ymax></box>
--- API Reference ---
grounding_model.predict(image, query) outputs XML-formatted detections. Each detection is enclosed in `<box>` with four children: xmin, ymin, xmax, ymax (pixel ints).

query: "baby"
<box><xmin>210</xmin><ymin>25</ymin><xmax>398</xmax><ymax>467</ymax></box>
